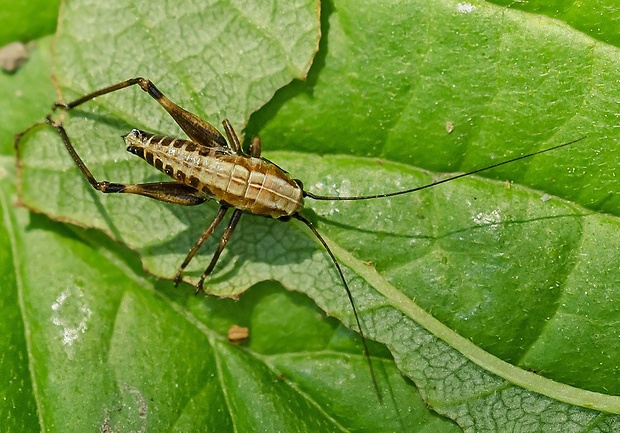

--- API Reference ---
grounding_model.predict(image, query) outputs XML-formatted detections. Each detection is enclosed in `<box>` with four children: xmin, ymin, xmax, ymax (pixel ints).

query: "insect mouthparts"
<box><xmin>123</xmin><ymin>129</ymin><xmax>147</xmax><ymax>145</ymax></box>
<box><xmin>121</xmin><ymin>128</ymin><xmax>144</xmax><ymax>137</ymax></box>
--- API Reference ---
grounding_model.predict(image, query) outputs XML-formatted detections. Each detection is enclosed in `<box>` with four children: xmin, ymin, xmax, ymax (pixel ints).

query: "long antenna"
<box><xmin>294</xmin><ymin>213</ymin><xmax>383</xmax><ymax>402</ymax></box>
<box><xmin>305</xmin><ymin>136</ymin><xmax>586</xmax><ymax>201</ymax></box>
<box><xmin>296</xmin><ymin>136</ymin><xmax>586</xmax><ymax>401</ymax></box>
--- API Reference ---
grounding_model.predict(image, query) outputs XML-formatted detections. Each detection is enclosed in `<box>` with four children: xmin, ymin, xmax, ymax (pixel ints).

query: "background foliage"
<box><xmin>2</xmin><ymin>0</ymin><xmax>619</xmax><ymax>431</ymax></box>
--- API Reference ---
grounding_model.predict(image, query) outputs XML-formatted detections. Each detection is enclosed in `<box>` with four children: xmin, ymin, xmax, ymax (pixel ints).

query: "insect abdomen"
<box><xmin>124</xmin><ymin>129</ymin><xmax>304</xmax><ymax>218</ymax></box>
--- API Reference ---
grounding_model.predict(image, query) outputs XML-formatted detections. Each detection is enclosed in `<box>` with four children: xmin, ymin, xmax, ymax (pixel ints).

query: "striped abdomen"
<box><xmin>124</xmin><ymin>129</ymin><xmax>304</xmax><ymax>218</ymax></box>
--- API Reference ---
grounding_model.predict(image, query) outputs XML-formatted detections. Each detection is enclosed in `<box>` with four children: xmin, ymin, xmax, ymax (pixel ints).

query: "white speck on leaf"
<box><xmin>473</xmin><ymin>209</ymin><xmax>502</xmax><ymax>229</ymax></box>
<box><xmin>51</xmin><ymin>286</ymin><xmax>93</xmax><ymax>357</ymax></box>
<box><xmin>456</xmin><ymin>3</ymin><xmax>475</xmax><ymax>14</ymax></box>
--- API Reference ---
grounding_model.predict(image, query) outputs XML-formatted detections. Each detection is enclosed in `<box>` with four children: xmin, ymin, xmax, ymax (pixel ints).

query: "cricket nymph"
<box><xmin>17</xmin><ymin>77</ymin><xmax>583</xmax><ymax>403</ymax></box>
<box><xmin>123</xmin><ymin>129</ymin><xmax>304</xmax><ymax>219</ymax></box>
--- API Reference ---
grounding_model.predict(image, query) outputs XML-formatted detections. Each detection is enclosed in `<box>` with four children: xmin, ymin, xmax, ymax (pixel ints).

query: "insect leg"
<box><xmin>294</xmin><ymin>213</ymin><xmax>382</xmax><ymax>402</ymax></box>
<box><xmin>174</xmin><ymin>205</ymin><xmax>229</xmax><ymax>286</ymax></box>
<box><xmin>118</xmin><ymin>183</ymin><xmax>207</xmax><ymax>205</ymax></box>
<box><xmin>196</xmin><ymin>209</ymin><xmax>243</xmax><ymax>291</ymax></box>
<box><xmin>54</xmin><ymin>77</ymin><xmax>230</xmax><ymax>149</ymax></box>
<box><xmin>14</xmin><ymin>120</ymin><xmax>48</xmax><ymax>152</ymax></box>
<box><xmin>219</xmin><ymin>119</ymin><xmax>262</xmax><ymax>157</ymax></box>
<box><xmin>221</xmin><ymin>119</ymin><xmax>244</xmax><ymax>155</ymax></box>
<box><xmin>248</xmin><ymin>137</ymin><xmax>262</xmax><ymax>158</ymax></box>
<box><xmin>45</xmin><ymin>116</ymin><xmax>206</xmax><ymax>205</ymax></box>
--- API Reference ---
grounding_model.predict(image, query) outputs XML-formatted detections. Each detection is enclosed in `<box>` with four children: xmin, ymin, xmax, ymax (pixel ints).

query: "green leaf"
<box><xmin>52</xmin><ymin>0</ymin><xmax>321</xmax><ymax>131</ymax></box>
<box><xmin>3</xmin><ymin>157</ymin><xmax>448</xmax><ymax>432</ymax></box>
<box><xmin>487</xmin><ymin>0</ymin><xmax>620</xmax><ymax>47</ymax></box>
<box><xmin>9</xmin><ymin>0</ymin><xmax>620</xmax><ymax>431</ymax></box>
<box><xmin>0</xmin><ymin>36</ymin><xmax>56</xmax><ymax>155</ymax></box>
<box><xmin>0</xmin><ymin>0</ymin><xmax>59</xmax><ymax>46</ymax></box>
<box><xmin>5</xmin><ymin>0</ymin><xmax>458</xmax><ymax>431</ymax></box>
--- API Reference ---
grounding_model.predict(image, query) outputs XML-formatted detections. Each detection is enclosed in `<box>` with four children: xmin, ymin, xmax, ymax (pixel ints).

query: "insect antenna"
<box><xmin>296</xmin><ymin>135</ymin><xmax>585</xmax><ymax>401</ymax></box>
<box><xmin>304</xmin><ymin>136</ymin><xmax>586</xmax><ymax>201</ymax></box>
<box><xmin>294</xmin><ymin>213</ymin><xmax>383</xmax><ymax>402</ymax></box>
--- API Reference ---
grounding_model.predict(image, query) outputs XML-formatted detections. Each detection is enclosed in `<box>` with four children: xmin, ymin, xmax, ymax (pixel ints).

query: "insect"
<box><xmin>15</xmin><ymin>77</ymin><xmax>584</xmax><ymax>400</ymax></box>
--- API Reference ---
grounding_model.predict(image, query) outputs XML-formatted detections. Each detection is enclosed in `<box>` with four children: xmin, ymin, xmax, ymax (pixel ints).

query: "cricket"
<box><xmin>15</xmin><ymin>77</ymin><xmax>585</xmax><ymax>399</ymax></box>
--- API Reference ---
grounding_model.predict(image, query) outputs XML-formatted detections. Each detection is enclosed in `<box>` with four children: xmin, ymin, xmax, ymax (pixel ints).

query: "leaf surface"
<box><xmin>9</xmin><ymin>0</ymin><xmax>620</xmax><ymax>431</ymax></box>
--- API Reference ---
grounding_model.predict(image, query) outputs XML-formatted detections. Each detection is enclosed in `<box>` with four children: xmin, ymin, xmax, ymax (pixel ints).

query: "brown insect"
<box><xmin>15</xmin><ymin>77</ymin><xmax>584</xmax><ymax>400</ymax></box>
